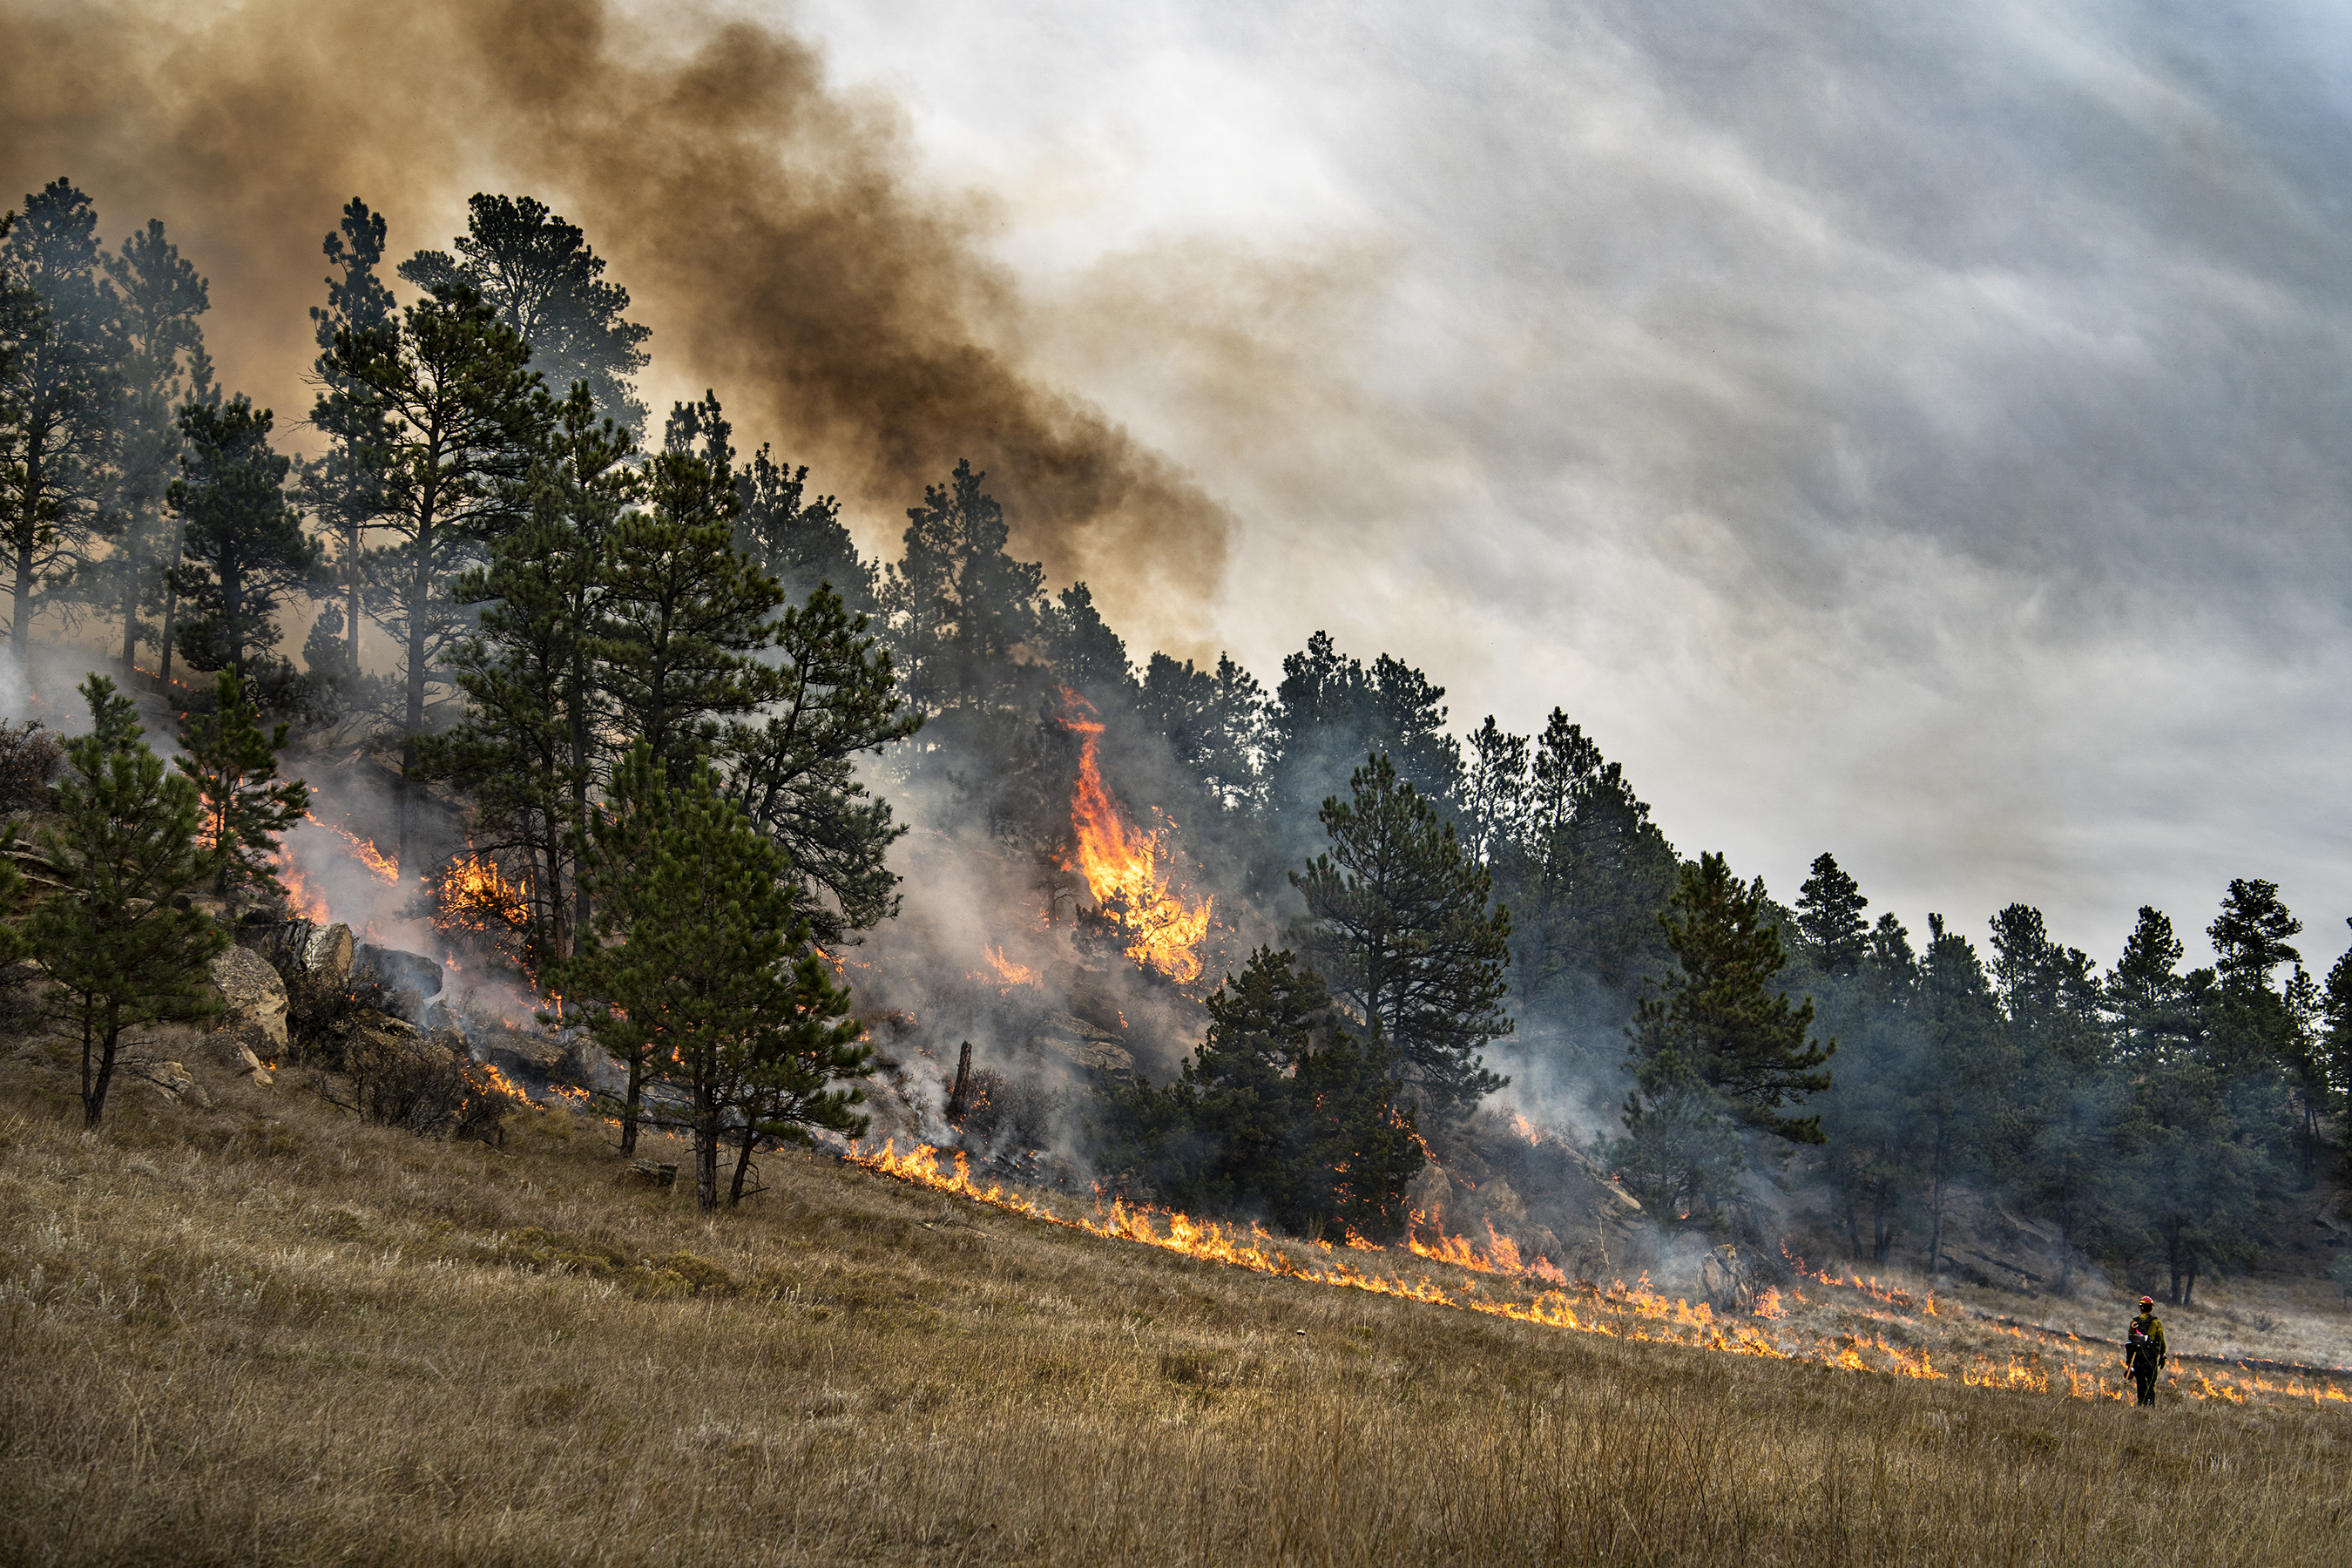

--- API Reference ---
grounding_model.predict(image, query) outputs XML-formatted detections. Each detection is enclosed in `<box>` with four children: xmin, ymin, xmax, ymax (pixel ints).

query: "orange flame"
<box><xmin>308</xmin><ymin>813</ymin><xmax>397</xmax><ymax>883</ymax></box>
<box><xmin>980</xmin><ymin>945</ymin><xmax>1037</xmax><ymax>988</ymax></box>
<box><xmin>1060</xmin><ymin>693</ymin><xmax>1212</xmax><ymax>984</ymax></box>
<box><xmin>432</xmin><ymin>847</ymin><xmax>530</xmax><ymax>934</ymax></box>
<box><xmin>837</xmin><ymin>1139</ymin><xmax>2352</xmax><ymax>1411</ymax></box>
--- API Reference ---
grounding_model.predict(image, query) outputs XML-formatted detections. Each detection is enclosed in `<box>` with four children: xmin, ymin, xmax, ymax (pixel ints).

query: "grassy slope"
<box><xmin>4</xmin><ymin>1047</ymin><xmax>2351</xmax><ymax>1568</ymax></box>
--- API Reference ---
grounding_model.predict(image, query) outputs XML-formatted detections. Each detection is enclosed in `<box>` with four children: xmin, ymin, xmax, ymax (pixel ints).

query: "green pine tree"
<box><xmin>720</xmin><ymin>583</ymin><xmax>922</xmax><ymax>945</ymax></box>
<box><xmin>1626</xmin><ymin>852</ymin><xmax>1832</xmax><ymax>1146</ymax></box>
<box><xmin>1104</xmin><ymin>948</ymin><xmax>1423</xmax><ymax>1239</ymax></box>
<box><xmin>166</xmin><ymin>396</ymin><xmax>321</xmax><ymax>678</ymax></box>
<box><xmin>174</xmin><ymin>670</ymin><xmax>310</xmax><ymax>899</ymax></box>
<box><xmin>1290</xmin><ymin>753</ymin><xmax>1513</xmax><ymax>1117</ymax></box>
<box><xmin>1795</xmin><ymin>852</ymin><xmax>1869</xmax><ymax>976</ymax></box>
<box><xmin>301</xmin><ymin>198</ymin><xmax>399</xmax><ymax>686</ymax></box>
<box><xmin>595</xmin><ymin>402</ymin><xmax>781</xmax><ymax>781</ymax></box>
<box><xmin>30</xmin><ymin>674</ymin><xmax>227</xmax><ymax>1126</ymax></box>
<box><xmin>399</xmin><ymin>194</ymin><xmax>651</xmax><ymax>434</ymax></box>
<box><xmin>323</xmin><ymin>280</ymin><xmax>545</xmax><ymax>860</ymax></box>
<box><xmin>0</xmin><ymin>179</ymin><xmax>122</xmax><ymax>658</ymax></box>
<box><xmin>419</xmin><ymin>385</ymin><xmax>637</xmax><ymax>972</ymax></box>
<box><xmin>552</xmin><ymin>743</ymin><xmax>874</xmax><ymax>1204</ymax></box>
<box><xmin>100</xmin><ymin>217</ymin><xmax>209</xmax><ymax>674</ymax></box>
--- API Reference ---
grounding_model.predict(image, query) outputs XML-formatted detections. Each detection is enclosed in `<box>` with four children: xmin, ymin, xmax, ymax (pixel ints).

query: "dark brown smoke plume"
<box><xmin>0</xmin><ymin>0</ymin><xmax>1231</xmax><ymax>632</ymax></box>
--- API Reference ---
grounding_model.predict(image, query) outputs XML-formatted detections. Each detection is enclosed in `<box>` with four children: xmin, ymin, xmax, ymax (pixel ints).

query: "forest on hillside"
<box><xmin>3</xmin><ymin>177</ymin><xmax>2348</xmax><ymax>1301</ymax></box>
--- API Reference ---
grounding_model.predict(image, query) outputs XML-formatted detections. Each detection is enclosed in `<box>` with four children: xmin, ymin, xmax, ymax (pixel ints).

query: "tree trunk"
<box><xmin>694</xmin><ymin>1078</ymin><xmax>720</xmax><ymax>1213</ymax></box>
<box><xmin>80</xmin><ymin>1006</ymin><xmax>120</xmax><ymax>1129</ymax></box>
<box><xmin>398</xmin><ymin>526</ymin><xmax>431</xmax><ymax>868</ymax></box>
<box><xmin>619</xmin><ymin>1046</ymin><xmax>642</xmax><ymax>1157</ymax></box>
<box><xmin>729</xmin><ymin>1115</ymin><xmax>759</xmax><ymax>1206</ymax></box>
<box><xmin>345</xmin><ymin>516</ymin><xmax>363</xmax><ymax>670</ymax></box>
<box><xmin>119</xmin><ymin>522</ymin><xmax>140</xmax><ymax>671</ymax></box>
<box><xmin>159</xmin><ymin>517</ymin><xmax>185</xmax><ymax>685</ymax></box>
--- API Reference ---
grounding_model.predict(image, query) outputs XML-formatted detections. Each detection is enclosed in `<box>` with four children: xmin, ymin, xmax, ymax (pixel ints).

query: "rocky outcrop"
<box><xmin>355</xmin><ymin>944</ymin><xmax>443</xmax><ymax>1001</ymax></box>
<box><xmin>1026</xmin><ymin>1010</ymin><xmax>1133</xmax><ymax>1075</ymax></box>
<box><xmin>304</xmin><ymin>923</ymin><xmax>355</xmax><ymax>988</ymax></box>
<box><xmin>208</xmin><ymin>945</ymin><xmax>288</xmax><ymax>1050</ymax></box>
<box><xmin>128</xmin><ymin>1058</ymin><xmax>212</xmax><ymax>1108</ymax></box>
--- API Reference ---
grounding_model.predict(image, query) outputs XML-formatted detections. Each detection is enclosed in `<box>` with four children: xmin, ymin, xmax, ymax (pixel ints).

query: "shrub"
<box><xmin>346</xmin><ymin>1031</ymin><xmax>522</xmax><ymax>1141</ymax></box>
<box><xmin>0</xmin><ymin>720</ymin><xmax>64</xmax><ymax>812</ymax></box>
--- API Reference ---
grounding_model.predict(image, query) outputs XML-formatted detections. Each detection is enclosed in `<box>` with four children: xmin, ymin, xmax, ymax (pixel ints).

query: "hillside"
<box><xmin>5</xmin><ymin>1040</ymin><xmax>2351</xmax><ymax>1567</ymax></box>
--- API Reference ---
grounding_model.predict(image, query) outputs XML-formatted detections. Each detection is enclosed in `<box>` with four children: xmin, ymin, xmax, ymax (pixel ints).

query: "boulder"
<box><xmin>130</xmin><ymin>1059</ymin><xmax>211</xmax><ymax>1109</ymax></box>
<box><xmin>208</xmin><ymin>944</ymin><xmax>288</xmax><ymax>1050</ymax></box>
<box><xmin>355</xmin><ymin>944</ymin><xmax>443</xmax><ymax>1000</ymax></box>
<box><xmin>304</xmin><ymin>922</ymin><xmax>355</xmax><ymax>987</ymax></box>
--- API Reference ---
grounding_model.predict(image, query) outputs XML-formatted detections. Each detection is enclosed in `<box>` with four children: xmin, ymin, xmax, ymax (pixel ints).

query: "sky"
<box><xmin>766</xmin><ymin>0</ymin><xmax>2352</xmax><ymax>974</ymax></box>
<box><xmin>3</xmin><ymin>0</ymin><xmax>2344</xmax><ymax>977</ymax></box>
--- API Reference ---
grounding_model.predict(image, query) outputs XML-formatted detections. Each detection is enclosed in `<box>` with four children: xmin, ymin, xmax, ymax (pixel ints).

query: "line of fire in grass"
<box><xmin>846</xmin><ymin>1139</ymin><xmax>2352</xmax><ymax>1409</ymax></box>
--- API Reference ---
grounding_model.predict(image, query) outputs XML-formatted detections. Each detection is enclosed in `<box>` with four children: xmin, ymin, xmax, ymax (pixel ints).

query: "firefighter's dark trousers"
<box><xmin>2132</xmin><ymin>1361</ymin><xmax>2159</xmax><ymax>1405</ymax></box>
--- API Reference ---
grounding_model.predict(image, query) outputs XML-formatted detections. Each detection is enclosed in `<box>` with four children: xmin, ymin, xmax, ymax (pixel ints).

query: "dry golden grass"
<box><xmin>4</xmin><ymin>1045</ymin><xmax>2351</xmax><ymax>1567</ymax></box>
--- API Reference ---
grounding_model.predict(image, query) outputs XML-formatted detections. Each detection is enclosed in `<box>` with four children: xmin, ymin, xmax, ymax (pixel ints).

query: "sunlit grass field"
<box><xmin>4</xmin><ymin>1049</ymin><xmax>2350</xmax><ymax>1566</ymax></box>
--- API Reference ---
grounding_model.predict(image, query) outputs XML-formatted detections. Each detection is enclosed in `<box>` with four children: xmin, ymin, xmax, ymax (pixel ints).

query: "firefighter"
<box><xmin>2124</xmin><ymin>1295</ymin><xmax>2167</xmax><ymax>1406</ymax></box>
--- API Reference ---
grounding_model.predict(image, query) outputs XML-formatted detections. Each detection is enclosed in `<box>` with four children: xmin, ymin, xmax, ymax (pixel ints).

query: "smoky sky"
<box><xmin>794</xmin><ymin>0</ymin><xmax>2352</xmax><ymax>974</ymax></box>
<box><xmin>5</xmin><ymin>0</ymin><xmax>2347</xmax><ymax>972</ymax></box>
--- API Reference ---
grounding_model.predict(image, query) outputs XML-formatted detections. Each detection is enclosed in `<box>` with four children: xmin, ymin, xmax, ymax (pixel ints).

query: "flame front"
<box><xmin>845</xmin><ymin>1139</ymin><xmax>2352</xmax><ymax>1411</ymax></box>
<box><xmin>1061</xmin><ymin>695</ymin><xmax>1212</xmax><ymax>984</ymax></box>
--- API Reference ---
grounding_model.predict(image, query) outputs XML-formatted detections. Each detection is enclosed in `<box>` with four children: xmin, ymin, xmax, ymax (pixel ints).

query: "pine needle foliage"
<box><xmin>1291</xmin><ymin>753</ymin><xmax>1512</xmax><ymax>1117</ymax></box>
<box><xmin>552</xmin><ymin>743</ymin><xmax>873</xmax><ymax>1205</ymax></box>
<box><xmin>30</xmin><ymin>674</ymin><xmax>226</xmax><ymax>1126</ymax></box>
<box><xmin>174</xmin><ymin>669</ymin><xmax>308</xmax><ymax>898</ymax></box>
<box><xmin>1627</xmin><ymin>851</ymin><xmax>1833</xmax><ymax>1147</ymax></box>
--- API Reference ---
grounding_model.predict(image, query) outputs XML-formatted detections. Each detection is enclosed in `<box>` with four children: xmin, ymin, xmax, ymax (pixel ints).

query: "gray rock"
<box><xmin>208</xmin><ymin>945</ymin><xmax>288</xmax><ymax>1050</ymax></box>
<box><xmin>355</xmin><ymin>944</ymin><xmax>443</xmax><ymax>1000</ymax></box>
<box><xmin>304</xmin><ymin>922</ymin><xmax>355</xmax><ymax>987</ymax></box>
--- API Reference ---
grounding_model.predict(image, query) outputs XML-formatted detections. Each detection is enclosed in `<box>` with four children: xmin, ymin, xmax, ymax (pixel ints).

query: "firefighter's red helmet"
<box><xmin>2139</xmin><ymin>1295</ymin><xmax>2155</xmax><ymax>1307</ymax></box>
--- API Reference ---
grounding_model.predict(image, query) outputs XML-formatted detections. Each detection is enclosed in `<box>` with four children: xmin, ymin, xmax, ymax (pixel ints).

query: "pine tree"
<box><xmin>2209</xmin><ymin>878</ymin><xmax>2303</xmax><ymax>990</ymax></box>
<box><xmin>166</xmin><ymin>397</ymin><xmax>321</xmax><ymax>678</ymax></box>
<box><xmin>2110</xmin><ymin>905</ymin><xmax>2189</xmax><ymax>1061</ymax></box>
<box><xmin>302</xmin><ymin>198</ymin><xmax>398</xmax><ymax>685</ymax></box>
<box><xmin>1795</xmin><ymin>853</ymin><xmax>1869</xmax><ymax>976</ymax></box>
<box><xmin>399</xmin><ymin>194</ymin><xmax>650</xmax><ymax>433</ymax></box>
<box><xmin>720</xmin><ymin>584</ymin><xmax>922</xmax><ymax>945</ymax></box>
<box><xmin>879</xmin><ymin>458</ymin><xmax>1044</xmax><ymax>719</ymax></box>
<box><xmin>597</xmin><ymin>403</ymin><xmax>781</xmax><ymax>780</ymax></box>
<box><xmin>1037</xmin><ymin>582</ymin><xmax>1135</xmax><ymax>704</ymax></box>
<box><xmin>101</xmin><ymin>219</ymin><xmax>208</xmax><ymax>674</ymax></box>
<box><xmin>0</xmin><ymin>179</ymin><xmax>121</xmax><ymax>659</ymax></box>
<box><xmin>1915</xmin><ymin>914</ymin><xmax>2000</xmax><ymax>1281</ymax></box>
<box><xmin>419</xmin><ymin>385</ymin><xmax>636</xmax><ymax>971</ymax></box>
<box><xmin>1626</xmin><ymin>852</ymin><xmax>1831</xmax><ymax>1145</ymax></box>
<box><xmin>323</xmin><ymin>282</ymin><xmax>544</xmax><ymax>859</ymax></box>
<box><xmin>1269</xmin><ymin>633</ymin><xmax>1463</xmax><ymax>818</ymax></box>
<box><xmin>1291</xmin><ymin>753</ymin><xmax>1513</xmax><ymax>1116</ymax></box>
<box><xmin>1135</xmin><ymin>651</ymin><xmax>1269</xmax><ymax>812</ymax></box>
<box><xmin>553</xmin><ymin>744</ymin><xmax>874</xmax><ymax>1202</ymax></box>
<box><xmin>1104</xmin><ymin>949</ymin><xmax>1423</xmax><ymax>1239</ymax></box>
<box><xmin>733</xmin><ymin>443</ymin><xmax>873</xmax><ymax>612</ymax></box>
<box><xmin>30</xmin><ymin>675</ymin><xmax>227</xmax><ymax>1126</ymax></box>
<box><xmin>175</xmin><ymin>670</ymin><xmax>310</xmax><ymax>899</ymax></box>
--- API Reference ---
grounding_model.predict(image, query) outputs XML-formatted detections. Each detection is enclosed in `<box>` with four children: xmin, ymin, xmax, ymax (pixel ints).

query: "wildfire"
<box><xmin>1059</xmin><ymin>693</ymin><xmax>1213</xmax><ymax>984</ymax></box>
<box><xmin>840</xmin><ymin>1139</ymin><xmax>2352</xmax><ymax>1411</ymax></box>
<box><xmin>308</xmin><ymin>814</ymin><xmax>397</xmax><ymax>883</ymax></box>
<box><xmin>980</xmin><ymin>945</ymin><xmax>1037</xmax><ymax>988</ymax></box>
<box><xmin>431</xmin><ymin>846</ymin><xmax>531</xmax><ymax>936</ymax></box>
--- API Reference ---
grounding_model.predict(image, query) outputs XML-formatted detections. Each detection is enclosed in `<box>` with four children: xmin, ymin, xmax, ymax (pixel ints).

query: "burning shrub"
<box><xmin>958</xmin><ymin>1068</ymin><xmax>1064</xmax><ymax>1152</ymax></box>
<box><xmin>0</xmin><ymin>720</ymin><xmax>64</xmax><ymax>812</ymax></box>
<box><xmin>345</xmin><ymin>1028</ymin><xmax>522</xmax><ymax>1141</ymax></box>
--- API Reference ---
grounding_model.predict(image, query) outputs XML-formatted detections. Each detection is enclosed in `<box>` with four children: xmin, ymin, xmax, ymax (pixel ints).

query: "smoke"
<box><xmin>0</xmin><ymin>0</ymin><xmax>1233</xmax><ymax>644</ymax></box>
